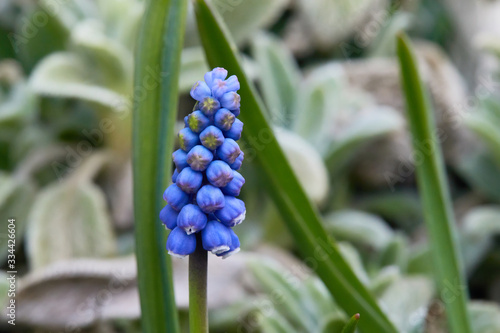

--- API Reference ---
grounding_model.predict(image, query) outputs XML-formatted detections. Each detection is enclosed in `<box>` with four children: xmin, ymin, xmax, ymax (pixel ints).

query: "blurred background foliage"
<box><xmin>1</xmin><ymin>0</ymin><xmax>500</xmax><ymax>332</ymax></box>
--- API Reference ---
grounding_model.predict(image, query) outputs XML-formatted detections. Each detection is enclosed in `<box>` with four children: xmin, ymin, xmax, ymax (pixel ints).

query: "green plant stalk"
<box><xmin>132</xmin><ymin>0</ymin><xmax>185</xmax><ymax>331</ymax></box>
<box><xmin>341</xmin><ymin>313</ymin><xmax>361</xmax><ymax>333</ymax></box>
<box><xmin>189</xmin><ymin>234</ymin><xmax>208</xmax><ymax>333</ymax></box>
<box><xmin>397</xmin><ymin>33</ymin><xmax>472</xmax><ymax>333</ymax></box>
<box><xmin>193</xmin><ymin>1</ymin><xmax>397</xmax><ymax>332</ymax></box>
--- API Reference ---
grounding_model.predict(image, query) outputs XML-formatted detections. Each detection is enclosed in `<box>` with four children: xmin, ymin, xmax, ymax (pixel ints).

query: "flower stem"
<box><xmin>189</xmin><ymin>234</ymin><xmax>208</xmax><ymax>333</ymax></box>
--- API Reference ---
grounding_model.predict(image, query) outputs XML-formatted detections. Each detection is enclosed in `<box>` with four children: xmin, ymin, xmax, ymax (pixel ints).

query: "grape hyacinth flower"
<box><xmin>161</xmin><ymin>68</ymin><xmax>245</xmax><ymax>259</ymax></box>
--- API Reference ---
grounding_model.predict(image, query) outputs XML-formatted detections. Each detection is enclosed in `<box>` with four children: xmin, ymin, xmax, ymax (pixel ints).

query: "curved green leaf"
<box><xmin>397</xmin><ymin>33</ymin><xmax>472</xmax><ymax>333</ymax></box>
<box><xmin>194</xmin><ymin>2</ymin><xmax>397</xmax><ymax>332</ymax></box>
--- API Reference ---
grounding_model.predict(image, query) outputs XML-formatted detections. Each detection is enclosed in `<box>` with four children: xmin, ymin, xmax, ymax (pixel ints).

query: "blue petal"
<box><xmin>223</xmin><ymin>118</ymin><xmax>243</xmax><ymax>141</ymax></box>
<box><xmin>190</xmin><ymin>81</ymin><xmax>211</xmax><ymax>101</ymax></box>
<box><xmin>204</xmin><ymin>67</ymin><xmax>228</xmax><ymax>87</ymax></box>
<box><xmin>200</xmin><ymin>125</ymin><xmax>224</xmax><ymax>150</ymax></box>
<box><xmin>220</xmin><ymin>92</ymin><xmax>241</xmax><ymax>110</ymax></box>
<box><xmin>214</xmin><ymin>108</ymin><xmax>235</xmax><ymax>131</ymax></box>
<box><xmin>206</xmin><ymin>160</ymin><xmax>234</xmax><ymax>187</ymax></box>
<box><xmin>221</xmin><ymin>171</ymin><xmax>245</xmax><ymax>196</ymax></box>
<box><xmin>199</xmin><ymin>97</ymin><xmax>221</xmax><ymax>116</ymax></box>
<box><xmin>196</xmin><ymin>185</ymin><xmax>225</xmax><ymax>213</ymax></box>
<box><xmin>217</xmin><ymin>229</ymin><xmax>240</xmax><ymax>259</ymax></box>
<box><xmin>159</xmin><ymin>204</ymin><xmax>179</xmax><ymax>230</ymax></box>
<box><xmin>229</xmin><ymin>152</ymin><xmax>244</xmax><ymax>170</ymax></box>
<box><xmin>186</xmin><ymin>145</ymin><xmax>214</xmax><ymax>171</ymax></box>
<box><xmin>167</xmin><ymin>227</ymin><xmax>197</xmax><ymax>258</ymax></box>
<box><xmin>187</xmin><ymin>110</ymin><xmax>211</xmax><ymax>133</ymax></box>
<box><xmin>178</xmin><ymin>128</ymin><xmax>200</xmax><ymax>152</ymax></box>
<box><xmin>217</xmin><ymin>139</ymin><xmax>241</xmax><ymax>164</ymax></box>
<box><xmin>171</xmin><ymin>169</ymin><xmax>179</xmax><ymax>183</ymax></box>
<box><xmin>176</xmin><ymin>167</ymin><xmax>203</xmax><ymax>193</ymax></box>
<box><xmin>163</xmin><ymin>184</ymin><xmax>189</xmax><ymax>211</ymax></box>
<box><xmin>172</xmin><ymin>149</ymin><xmax>188</xmax><ymax>171</ymax></box>
<box><xmin>215</xmin><ymin>196</ymin><xmax>246</xmax><ymax>227</ymax></box>
<box><xmin>201</xmin><ymin>220</ymin><xmax>232</xmax><ymax>254</ymax></box>
<box><xmin>177</xmin><ymin>204</ymin><xmax>208</xmax><ymax>234</ymax></box>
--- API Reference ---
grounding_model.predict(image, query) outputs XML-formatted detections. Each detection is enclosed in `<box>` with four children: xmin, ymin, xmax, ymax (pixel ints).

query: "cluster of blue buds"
<box><xmin>161</xmin><ymin>68</ymin><xmax>245</xmax><ymax>259</ymax></box>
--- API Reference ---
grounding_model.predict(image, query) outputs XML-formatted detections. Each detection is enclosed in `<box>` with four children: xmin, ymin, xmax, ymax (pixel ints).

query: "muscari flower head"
<box><xmin>162</xmin><ymin>67</ymin><xmax>245</xmax><ymax>259</ymax></box>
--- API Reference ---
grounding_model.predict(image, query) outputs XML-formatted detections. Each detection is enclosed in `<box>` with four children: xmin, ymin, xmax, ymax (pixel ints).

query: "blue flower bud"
<box><xmin>184</xmin><ymin>116</ymin><xmax>189</xmax><ymax>127</ymax></box>
<box><xmin>172</xmin><ymin>149</ymin><xmax>188</xmax><ymax>171</ymax></box>
<box><xmin>231</xmin><ymin>108</ymin><xmax>240</xmax><ymax>117</ymax></box>
<box><xmin>214</xmin><ymin>108</ymin><xmax>235</xmax><ymax>131</ymax></box>
<box><xmin>204</xmin><ymin>67</ymin><xmax>228</xmax><ymax>87</ymax></box>
<box><xmin>177</xmin><ymin>204</ymin><xmax>208</xmax><ymax>234</ymax></box>
<box><xmin>187</xmin><ymin>110</ymin><xmax>210</xmax><ymax>133</ymax></box>
<box><xmin>190</xmin><ymin>81</ymin><xmax>211</xmax><ymax>101</ymax></box>
<box><xmin>200</xmin><ymin>125</ymin><xmax>224</xmax><ymax>150</ymax></box>
<box><xmin>186</xmin><ymin>145</ymin><xmax>213</xmax><ymax>171</ymax></box>
<box><xmin>217</xmin><ymin>138</ymin><xmax>241</xmax><ymax>164</ymax></box>
<box><xmin>167</xmin><ymin>227</ymin><xmax>197</xmax><ymax>258</ymax></box>
<box><xmin>220</xmin><ymin>92</ymin><xmax>241</xmax><ymax>111</ymax></box>
<box><xmin>212</xmin><ymin>75</ymin><xmax>240</xmax><ymax>98</ymax></box>
<box><xmin>206</xmin><ymin>160</ymin><xmax>234</xmax><ymax>187</ymax></box>
<box><xmin>223</xmin><ymin>118</ymin><xmax>243</xmax><ymax>141</ymax></box>
<box><xmin>196</xmin><ymin>185</ymin><xmax>225</xmax><ymax>213</ymax></box>
<box><xmin>178</xmin><ymin>127</ymin><xmax>200</xmax><ymax>152</ymax></box>
<box><xmin>217</xmin><ymin>229</ymin><xmax>240</xmax><ymax>259</ymax></box>
<box><xmin>199</xmin><ymin>97</ymin><xmax>220</xmax><ymax>117</ymax></box>
<box><xmin>215</xmin><ymin>196</ymin><xmax>246</xmax><ymax>227</ymax></box>
<box><xmin>201</xmin><ymin>220</ymin><xmax>232</xmax><ymax>254</ymax></box>
<box><xmin>171</xmin><ymin>169</ymin><xmax>179</xmax><ymax>183</ymax></box>
<box><xmin>159</xmin><ymin>204</ymin><xmax>179</xmax><ymax>230</ymax></box>
<box><xmin>176</xmin><ymin>167</ymin><xmax>203</xmax><ymax>194</ymax></box>
<box><xmin>163</xmin><ymin>184</ymin><xmax>189</xmax><ymax>211</ymax></box>
<box><xmin>229</xmin><ymin>152</ymin><xmax>244</xmax><ymax>170</ymax></box>
<box><xmin>221</xmin><ymin>170</ymin><xmax>245</xmax><ymax>196</ymax></box>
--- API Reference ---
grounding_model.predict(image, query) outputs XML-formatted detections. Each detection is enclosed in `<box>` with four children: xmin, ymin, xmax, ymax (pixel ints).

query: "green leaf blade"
<box><xmin>132</xmin><ymin>0</ymin><xmax>187</xmax><ymax>332</ymax></box>
<box><xmin>396</xmin><ymin>32</ymin><xmax>472</xmax><ymax>333</ymax></box>
<box><xmin>194</xmin><ymin>1</ymin><xmax>397</xmax><ymax>332</ymax></box>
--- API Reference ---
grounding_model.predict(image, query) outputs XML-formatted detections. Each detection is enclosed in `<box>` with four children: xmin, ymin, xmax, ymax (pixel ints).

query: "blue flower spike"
<box><xmin>164</xmin><ymin>67</ymin><xmax>245</xmax><ymax>259</ymax></box>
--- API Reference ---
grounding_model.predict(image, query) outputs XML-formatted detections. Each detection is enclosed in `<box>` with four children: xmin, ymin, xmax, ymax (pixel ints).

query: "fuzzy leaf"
<box><xmin>26</xmin><ymin>181</ymin><xmax>116</xmax><ymax>270</ymax></box>
<box><xmin>379</xmin><ymin>277</ymin><xmax>434</xmax><ymax>333</ymax></box>
<box><xmin>30</xmin><ymin>52</ymin><xmax>129</xmax><ymax>112</ymax></box>
<box><xmin>275</xmin><ymin>127</ymin><xmax>329</xmax><ymax>204</ymax></box>
<box><xmin>324</xmin><ymin>210</ymin><xmax>394</xmax><ymax>251</ymax></box>
<box><xmin>252</xmin><ymin>32</ymin><xmax>300</xmax><ymax>127</ymax></box>
<box><xmin>0</xmin><ymin>174</ymin><xmax>36</xmax><ymax>262</ymax></box>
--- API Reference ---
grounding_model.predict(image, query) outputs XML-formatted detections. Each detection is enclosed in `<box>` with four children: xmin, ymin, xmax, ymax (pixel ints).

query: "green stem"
<box><xmin>189</xmin><ymin>234</ymin><xmax>208</xmax><ymax>333</ymax></box>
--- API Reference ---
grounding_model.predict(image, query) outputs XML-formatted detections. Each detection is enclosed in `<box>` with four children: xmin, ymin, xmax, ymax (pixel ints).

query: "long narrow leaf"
<box><xmin>132</xmin><ymin>0</ymin><xmax>186</xmax><ymax>331</ymax></box>
<box><xmin>193</xmin><ymin>1</ymin><xmax>397</xmax><ymax>332</ymax></box>
<box><xmin>396</xmin><ymin>33</ymin><xmax>472</xmax><ymax>333</ymax></box>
